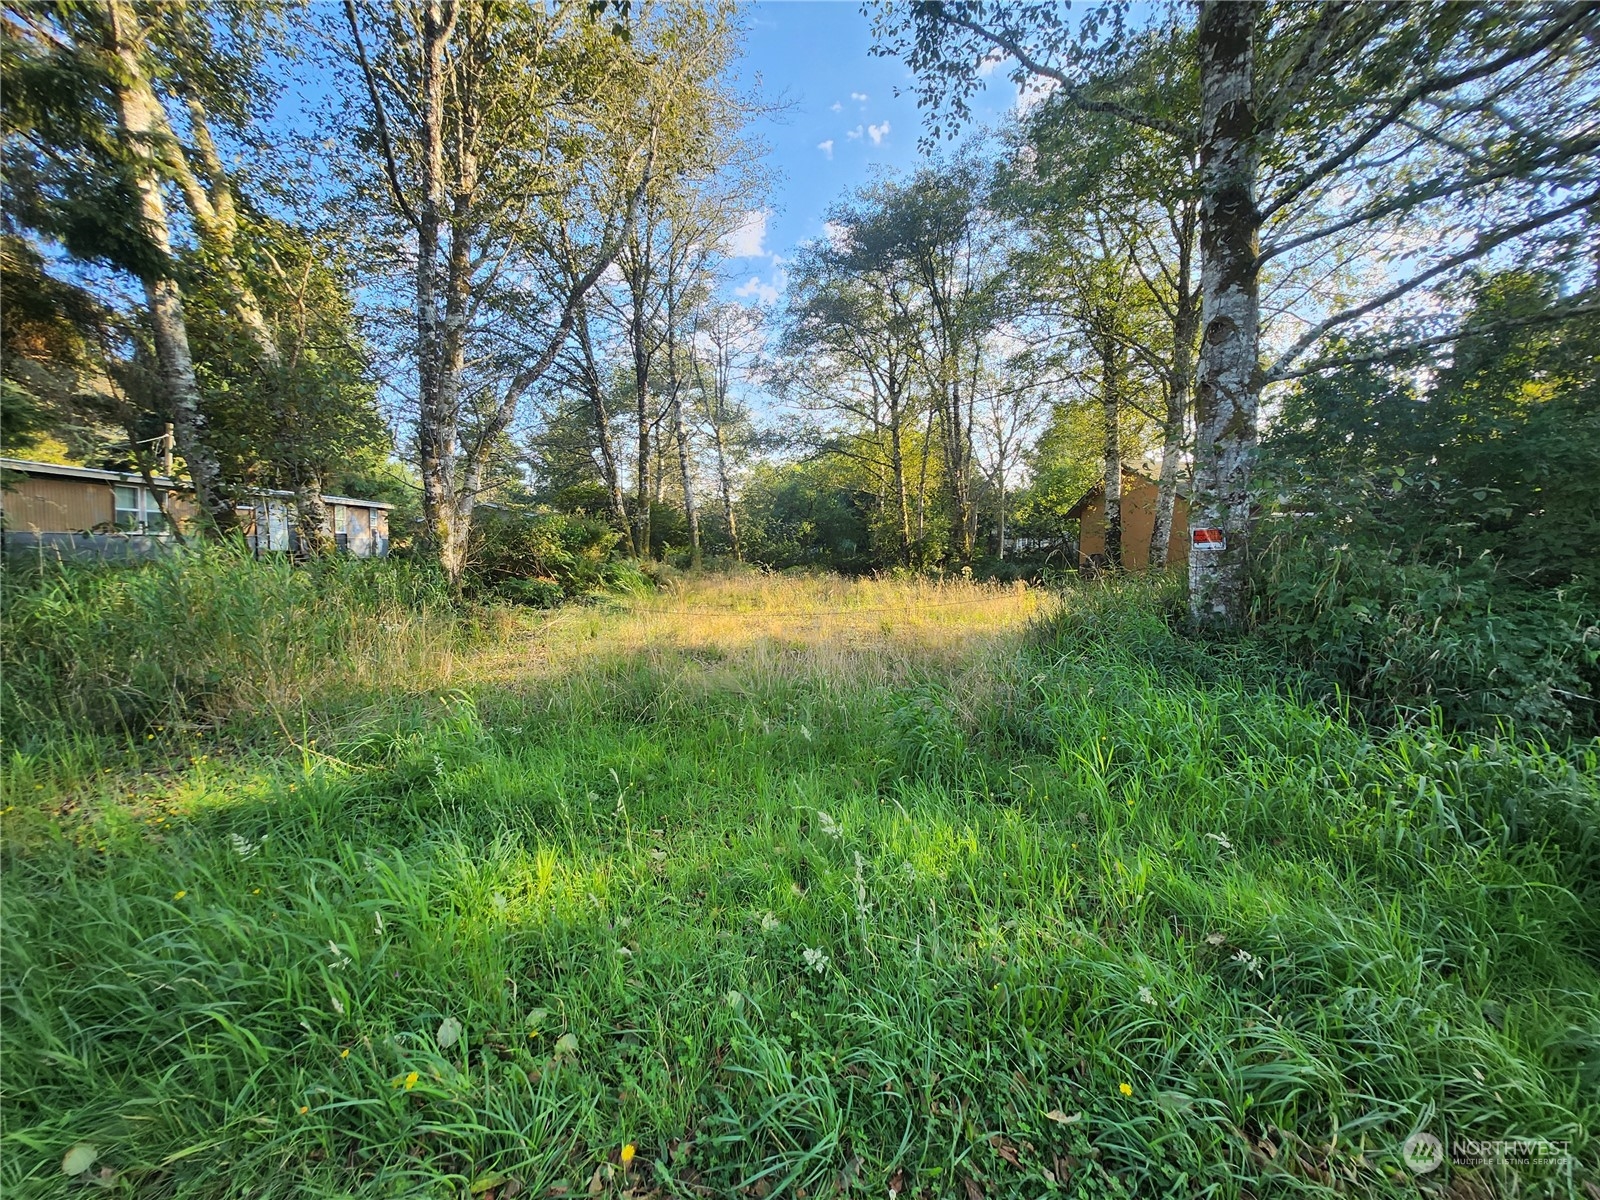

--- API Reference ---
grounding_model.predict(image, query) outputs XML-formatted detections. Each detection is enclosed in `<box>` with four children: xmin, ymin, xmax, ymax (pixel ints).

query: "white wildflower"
<box><xmin>802</xmin><ymin>947</ymin><xmax>829</xmax><ymax>974</ymax></box>
<box><xmin>1138</xmin><ymin>986</ymin><xmax>1155</xmax><ymax>1006</ymax></box>
<box><xmin>228</xmin><ymin>832</ymin><xmax>264</xmax><ymax>859</ymax></box>
<box><xmin>1232</xmin><ymin>948</ymin><xmax>1265</xmax><ymax>980</ymax></box>
<box><xmin>330</xmin><ymin>993</ymin><xmax>345</xmax><ymax>1015</ymax></box>
<box><xmin>815</xmin><ymin>810</ymin><xmax>842</xmax><ymax>839</ymax></box>
<box><xmin>1204</xmin><ymin>832</ymin><xmax>1234</xmax><ymax>853</ymax></box>
<box><xmin>327</xmin><ymin>940</ymin><xmax>352</xmax><ymax>971</ymax></box>
<box><xmin>759</xmin><ymin>911</ymin><xmax>780</xmax><ymax>932</ymax></box>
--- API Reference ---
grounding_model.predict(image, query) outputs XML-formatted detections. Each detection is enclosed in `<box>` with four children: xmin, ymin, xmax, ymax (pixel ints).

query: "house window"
<box><xmin>114</xmin><ymin>485</ymin><xmax>169</xmax><ymax>534</ymax></box>
<box><xmin>113</xmin><ymin>485</ymin><xmax>141</xmax><ymax>531</ymax></box>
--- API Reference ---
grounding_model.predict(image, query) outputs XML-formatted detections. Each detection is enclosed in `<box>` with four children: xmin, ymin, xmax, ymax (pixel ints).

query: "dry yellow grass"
<box><xmin>471</xmin><ymin>572</ymin><xmax>1049</xmax><ymax>693</ymax></box>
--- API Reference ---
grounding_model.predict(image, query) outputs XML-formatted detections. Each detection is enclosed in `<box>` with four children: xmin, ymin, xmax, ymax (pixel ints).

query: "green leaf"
<box><xmin>436</xmin><ymin>1016</ymin><xmax>463</xmax><ymax>1050</ymax></box>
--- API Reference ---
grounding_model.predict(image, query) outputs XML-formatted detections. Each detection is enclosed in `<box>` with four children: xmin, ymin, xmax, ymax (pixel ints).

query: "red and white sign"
<box><xmin>1191</xmin><ymin>527</ymin><xmax>1225</xmax><ymax>549</ymax></box>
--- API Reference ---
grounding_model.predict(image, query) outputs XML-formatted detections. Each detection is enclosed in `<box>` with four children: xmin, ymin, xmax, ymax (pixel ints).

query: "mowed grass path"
<box><xmin>3</xmin><ymin>574</ymin><xmax>1596</xmax><ymax>1198</ymax></box>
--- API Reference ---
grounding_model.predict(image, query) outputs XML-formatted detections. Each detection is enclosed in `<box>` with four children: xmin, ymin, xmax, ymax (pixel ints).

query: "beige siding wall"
<box><xmin>4</xmin><ymin>472</ymin><xmax>388</xmax><ymax>554</ymax></box>
<box><xmin>1079</xmin><ymin>480</ymin><xmax>1190</xmax><ymax>570</ymax></box>
<box><xmin>2</xmin><ymin>477</ymin><xmax>115</xmax><ymax>532</ymax></box>
<box><xmin>1</xmin><ymin>477</ymin><xmax>202</xmax><ymax>534</ymax></box>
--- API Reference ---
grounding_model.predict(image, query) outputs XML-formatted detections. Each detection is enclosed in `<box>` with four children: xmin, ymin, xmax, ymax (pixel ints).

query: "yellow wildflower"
<box><xmin>298</xmin><ymin>1106</ymin><xmax>310</xmax><ymax>1115</ymax></box>
<box><xmin>404</xmin><ymin>1071</ymin><xmax>419</xmax><ymax>1090</ymax></box>
<box><xmin>621</xmin><ymin>1144</ymin><xmax>636</xmax><ymax>1167</ymax></box>
<box><xmin>340</xmin><ymin>1048</ymin><xmax>350</xmax><ymax>1059</ymax></box>
<box><xmin>1118</xmin><ymin>1082</ymin><xmax>1133</xmax><ymax>1097</ymax></box>
<box><xmin>173</xmin><ymin>890</ymin><xmax>187</xmax><ymax>900</ymax></box>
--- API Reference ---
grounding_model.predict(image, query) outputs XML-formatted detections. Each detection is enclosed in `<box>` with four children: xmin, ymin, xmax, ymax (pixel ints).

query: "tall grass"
<box><xmin>2</xmin><ymin>569</ymin><xmax>1595</xmax><ymax>1197</ymax></box>
<box><xmin>1</xmin><ymin>547</ymin><xmax>485</xmax><ymax>746</ymax></box>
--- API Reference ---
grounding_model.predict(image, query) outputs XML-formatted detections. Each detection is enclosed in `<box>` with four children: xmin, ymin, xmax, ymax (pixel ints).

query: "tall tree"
<box><xmin>2</xmin><ymin>0</ymin><xmax>247</xmax><ymax>529</ymax></box>
<box><xmin>878</xmin><ymin>0</ymin><xmax>1600</xmax><ymax>626</ymax></box>
<box><xmin>340</xmin><ymin>0</ymin><xmax>739</xmax><ymax>584</ymax></box>
<box><xmin>690</xmin><ymin>302</ymin><xmax>762</xmax><ymax>561</ymax></box>
<box><xmin>782</xmin><ymin>206</ymin><xmax>929</xmax><ymax>568</ymax></box>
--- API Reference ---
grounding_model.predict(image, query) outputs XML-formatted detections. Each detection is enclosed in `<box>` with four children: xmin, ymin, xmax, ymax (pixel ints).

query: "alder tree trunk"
<box><xmin>630</xmin><ymin>269</ymin><xmax>653</xmax><ymax>559</ymax></box>
<box><xmin>710</xmin><ymin>423</ymin><xmax>740</xmax><ymax>561</ymax></box>
<box><xmin>106</xmin><ymin>0</ymin><xmax>233</xmax><ymax>532</ymax></box>
<box><xmin>294</xmin><ymin>473</ymin><xmax>333</xmax><ymax>556</ymax></box>
<box><xmin>413</xmin><ymin>0</ymin><xmax>460</xmax><ymax>584</ymax></box>
<box><xmin>888</xmin><ymin>388</ymin><xmax>913</xmax><ymax>568</ymax></box>
<box><xmin>1189</xmin><ymin>0</ymin><xmax>1262</xmax><ymax>629</ymax></box>
<box><xmin>673</xmin><ymin>397</ymin><xmax>701</xmax><ymax>568</ymax></box>
<box><xmin>1151</xmin><ymin>212</ymin><xmax>1199</xmax><ymax>571</ymax></box>
<box><xmin>578</xmin><ymin>307</ymin><xmax>632</xmax><ymax>544</ymax></box>
<box><xmin>1101</xmin><ymin>346</ymin><xmax>1123</xmax><ymax>569</ymax></box>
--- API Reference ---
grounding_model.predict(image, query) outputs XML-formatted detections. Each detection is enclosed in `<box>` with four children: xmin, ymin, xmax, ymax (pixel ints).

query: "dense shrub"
<box><xmin>1254</xmin><ymin>272</ymin><xmax>1600</xmax><ymax>738</ymax></box>
<box><xmin>465</xmin><ymin>507</ymin><xmax>644</xmax><ymax>605</ymax></box>
<box><xmin>1255</xmin><ymin>536</ymin><xmax>1598</xmax><ymax>736</ymax></box>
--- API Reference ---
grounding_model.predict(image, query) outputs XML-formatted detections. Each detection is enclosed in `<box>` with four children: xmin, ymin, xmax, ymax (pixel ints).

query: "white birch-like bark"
<box><xmin>1189</xmin><ymin>0</ymin><xmax>1261</xmax><ymax>628</ymax></box>
<box><xmin>105</xmin><ymin>0</ymin><xmax>233</xmax><ymax>533</ymax></box>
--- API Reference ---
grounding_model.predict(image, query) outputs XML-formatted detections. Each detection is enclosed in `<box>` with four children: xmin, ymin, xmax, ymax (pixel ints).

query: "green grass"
<box><xmin>2</xmin><ymin>565</ymin><xmax>1596</xmax><ymax>1198</ymax></box>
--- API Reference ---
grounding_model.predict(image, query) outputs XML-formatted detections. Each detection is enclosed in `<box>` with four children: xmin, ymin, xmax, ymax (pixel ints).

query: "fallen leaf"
<box><xmin>1043</xmin><ymin>1109</ymin><xmax>1081</xmax><ymax>1126</ymax></box>
<box><xmin>1205</xmin><ymin>932</ymin><xmax>1226</xmax><ymax>946</ymax></box>
<box><xmin>963</xmin><ymin>1176</ymin><xmax>985</xmax><ymax>1200</ymax></box>
<box><xmin>554</xmin><ymin>1032</ymin><xmax>579</xmax><ymax>1059</ymax></box>
<box><xmin>887</xmin><ymin>1166</ymin><xmax>908</xmax><ymax>1198</ymax></box>
<box><xmin>989</xmin><ymin>1136</ymin><xmax>1021</xmax><ymax>1168</ymax></box>
<box><xmin>471</xmin><ymin>1171</ymin><xmax>509</xmax><ymax>1194</ymax></box>
<box><xmin>61</xmin><ymin>1144</ymin><xmax>97</xmax><ymax>1176</ymax></box>
<box><xmin>437</xmin><ymin>1016</ymin><xmax>463</xmax><ymax>1049</ymax></box>
<box><xmin>587</xmin><ymin>1165</ymin><xmax>604</xmax><ymax>1195</ymax></box>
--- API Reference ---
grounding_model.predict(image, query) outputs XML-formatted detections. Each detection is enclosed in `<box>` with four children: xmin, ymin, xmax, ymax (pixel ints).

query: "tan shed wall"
<box><xmin>2</xmin><ymin>476</ymin><xmax>115</xmax><ymax>532</ymax></box>
<box><xmin>1078</xmin><ymin>479</ymin><xmax>1189</xmax><ymax>570</ymax></box>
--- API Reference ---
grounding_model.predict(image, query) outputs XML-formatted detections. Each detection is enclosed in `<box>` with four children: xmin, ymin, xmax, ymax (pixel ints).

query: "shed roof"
<box><xmin>1064</xmin><ymin>469</ymin><xmax>1192</xmax><ymax>520</ymax></box>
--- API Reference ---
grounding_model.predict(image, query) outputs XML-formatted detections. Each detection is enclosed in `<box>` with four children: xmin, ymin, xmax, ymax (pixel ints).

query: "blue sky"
<box><xmin>714</xmin><ymin>1</ymin><xmax>1024</xmax><ymax>304</ymax></box>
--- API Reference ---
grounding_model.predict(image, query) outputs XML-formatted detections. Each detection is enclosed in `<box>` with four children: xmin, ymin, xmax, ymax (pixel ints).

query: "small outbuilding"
<box><xmin>1065</xmin><ymin>469</ymin><xmax>1190</xmax><ymax>572</ymax></box>
<box><xmin>0</xmin><ymin>457</ymin><xmax>392</xmax><ymax>560</ymax></box>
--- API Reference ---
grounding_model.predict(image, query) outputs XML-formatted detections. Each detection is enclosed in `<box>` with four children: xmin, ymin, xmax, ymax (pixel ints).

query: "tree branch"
<box><xmin>931</xmin><ymin>5</ymin><xmax>1195</xmax><ymax>142</ymax></box>
<box><xmin>1270</xmin><ymin>299</ymin><xmax>1600</xmax><ymax>382</ymax></box>
<box><xmin>1263</xmin><ymin>185</ymin><xmax>1600</xmax><ymax>380</ymax></box>
<box><xmin>342</xmin><ymin>0</ymin><xmax>420</xmax><ymax>230</ymax></box>
<box><xmin>1259</xmin><ymin>4</ymin><xmax>1596</xmax><ymax>223</ymax></box>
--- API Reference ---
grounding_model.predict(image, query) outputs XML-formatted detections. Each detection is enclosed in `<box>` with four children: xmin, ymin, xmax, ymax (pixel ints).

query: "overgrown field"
<box><xmin>2</xmin><ymin>562</ymin><xmax>1597</xmax><ymax>1198</ymax></box>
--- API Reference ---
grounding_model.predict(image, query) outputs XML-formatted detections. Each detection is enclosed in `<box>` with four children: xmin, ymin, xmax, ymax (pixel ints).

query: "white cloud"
<box><xmin>734</xmin><ymin>274</ymin><xmax>781</xmax><ymax>306</ymax></box>
<box><xmin>1014</xmin><ymin>75</ymin><xmax>1060</xmax><ymax>116</ymax></box>
<box><xmin>725</xmin><ymin>209</ymin><xmax>769</xmax><ymax>258</ymax></box>
<box><xmin>977</xmin><ymin>50</ymin><xmax>1006</xmax><ymax>78</ymax></box>
<box><xmin>846</xmin><ymin>125</ymin><xmax>863</xmax><ymax>140</ymax></box>
<box><xmin>822</xmin><ymin>221</ymin><xmax>851</xmax><ymax>251</ymax></box>
<box><xmin>830</xmin><ymin>101</ymin><xmax>842</xmax><ymax>113</ymax></box>
<box><xmin>867</xmin><ymin>121</ymin><xmax>891</xmax><ymax>146</ymax></box>
<box><xmin>817</xmin><ymin>139</ymin><xmax>834</xmax><ymax>160</ymax></box>
<box><xmin>850</xmin><ymin>91</ymin><xmax>868</xmax><ymax>102</ymax></box>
